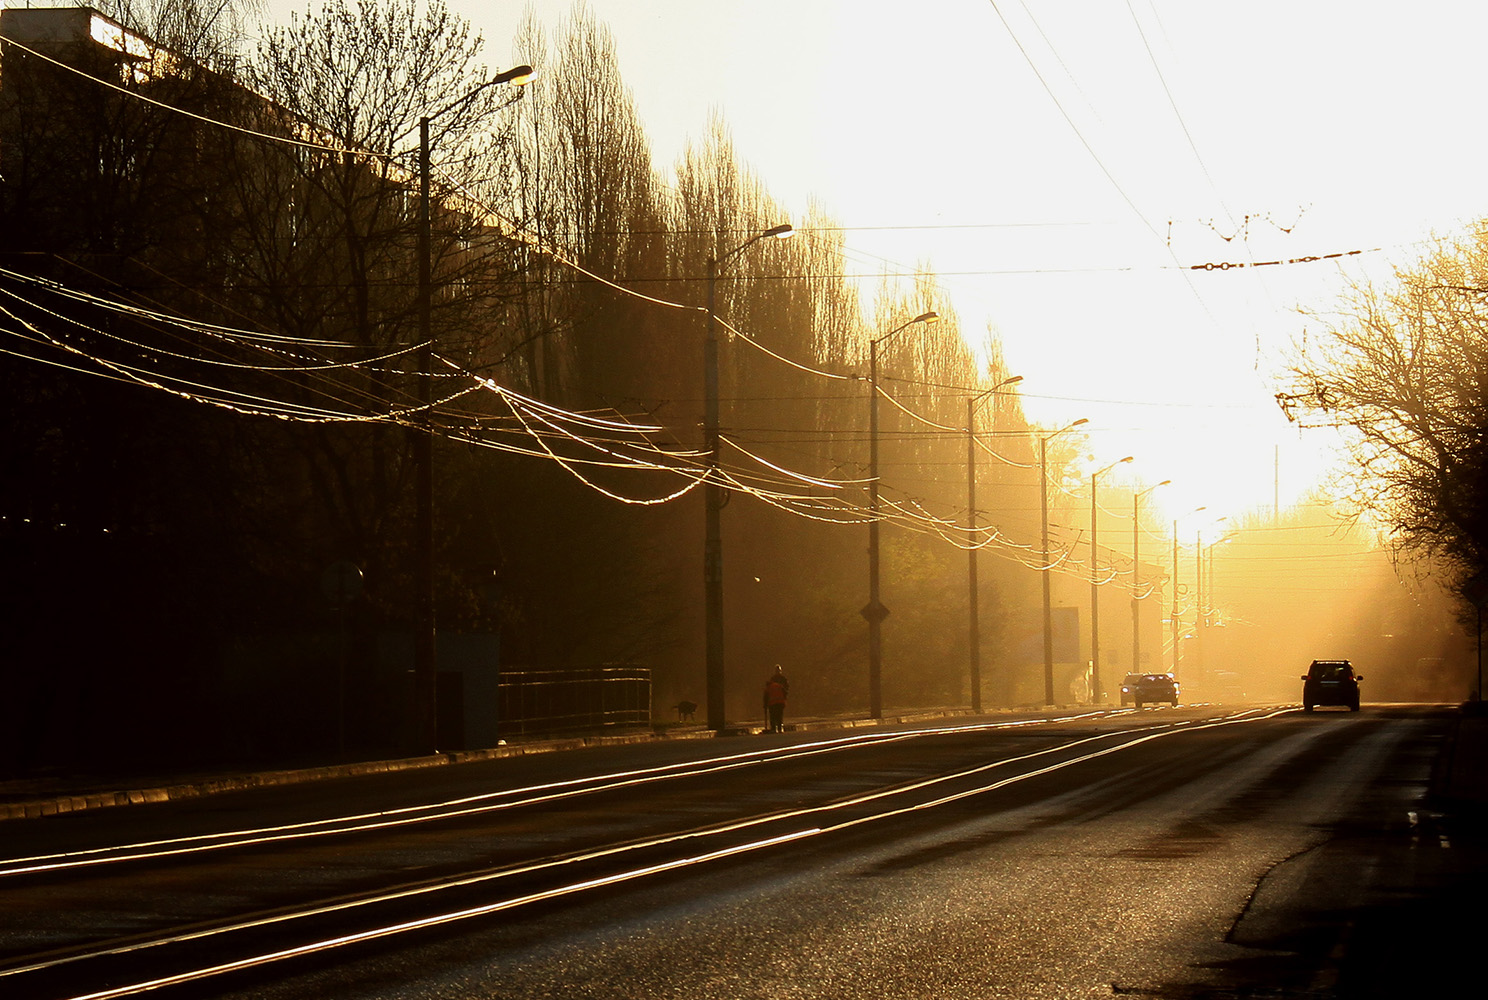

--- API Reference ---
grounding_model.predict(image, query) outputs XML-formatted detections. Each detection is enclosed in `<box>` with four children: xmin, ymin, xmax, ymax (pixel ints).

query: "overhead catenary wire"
<box><xmin>1</xmin><ymin>20</ymin><xmax>1398</xmax><ymax>591</ymax></box>
<box><xmin>0</xmin><ymin>267</ymin><xmax>1289</xmax><ymax>590</ymax></box>
<box><xmin>0</xmin><ymin>31</ymin><xmax>391</xmax><ymax>160</ymax></box>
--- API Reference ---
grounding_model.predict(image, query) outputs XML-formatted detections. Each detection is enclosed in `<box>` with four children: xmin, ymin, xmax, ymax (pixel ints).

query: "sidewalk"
<box><xmin>0</xmin><ymin>707</ymin><xmax>978</xmax><ymax>822</ymax></box>
<box><xmin>0</xmin><ymin>726</ymin><xmax>709</xmax><ymax>822</ymax></box>
<box><xmin>1431</xmin><ymin>702</ymin><xmax>1488</xmax><ymax>811</ymax></box>
<box><xmin>5</xmin><ymin>704</ymin><xmax>1480</xmax><ymax>824</ymax></box>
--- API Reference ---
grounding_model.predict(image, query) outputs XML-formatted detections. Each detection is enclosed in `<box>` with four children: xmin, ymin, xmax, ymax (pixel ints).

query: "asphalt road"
<box><xmin>1</xmin><ymin>705</ymin><xmax>1480</xmax><ymax>999</ymax></box>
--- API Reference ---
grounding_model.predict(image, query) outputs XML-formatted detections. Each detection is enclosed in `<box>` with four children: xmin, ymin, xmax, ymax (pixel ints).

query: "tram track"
<box><xmin>0</xmin><ymin>711</ymin><xmax>1116</xmax><ymax>880</ymax></box>
<box><xmin>0</xmin><ymin>708</ymin><xmax>1286</xmax><ymax>998</ymax></box>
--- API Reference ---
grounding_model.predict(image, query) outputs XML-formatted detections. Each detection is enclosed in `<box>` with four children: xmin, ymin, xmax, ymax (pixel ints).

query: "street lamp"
<box><xmin>1171</xmin><ymin>506</ymin><xmax>1207</xmax><ymax>677</ymax></box>
<box><xmin>967</xmin><ymin>375</ymin><xmax>1023</xmax><ymax>712</ymax></box>
<box><xmin>1131</xmin><ymin>480</ymin><xmax>1170</xmax><ymax>676</ymax></box>
<box><xmin>1089</xmin><ymin>455</ymin><xmax>1133</xmax><ymax>704</ymax></box>
<box><xmin>1195</xmin><ymin>520</ymin><xmax>1230</xmax><ymax>685</ymax></box>
<box><xmin>704</xmin><ymin>222</ymin><xmax>794</xmax><ymax>731</ymax></box>
<box><xmin>1040</xmin><ymin>417</ymin><xmax>1088</xmax><ymax>706</ymax></box>
<box><xmin>865</xmin><ymin>310</ymin><xmax>939</xmax><ymax>720</ymax></box>
<box><xmin>415</xmin><ymin>64</ymin><xmax>532</xmax><ymax>754</ymax></box>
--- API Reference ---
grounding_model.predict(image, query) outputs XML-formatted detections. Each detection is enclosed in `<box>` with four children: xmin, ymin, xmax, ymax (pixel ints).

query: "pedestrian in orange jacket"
<box><xmin>763</xmin><ymin>666</ymin><xmax>789</xmax><ymax>733</ymax></box>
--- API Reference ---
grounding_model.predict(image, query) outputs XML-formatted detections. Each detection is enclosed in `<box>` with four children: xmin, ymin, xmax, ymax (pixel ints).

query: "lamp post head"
<box><xmin>495</xmin><ymin>64</ymin><xmax>535</xmax><ymax>86</ymax></box>
<box><xmin>1199</xmin><ymin>514</ymin><xmax>1229</xmax><ymax>536</ymax></box>
<box><xmin>1094</xmin><ymin>454</ymin><xmax>1135</xmax><ymax>480</ymax></box>
<box><xmin>717</xmin><ymin>223</ymin><xmax>794</xmax><ymax>268</ymax></box>
<box><xmin>1043</xmin><ymin>416</ymin><xmax>1088</xmax><ymax>444</ymax></box>
<box><xmin>1135</xmin><ymin>479</ymin><xmax>1170</xmax><ymax>506</ymax></box>
<box><xmin>971</xmin><ymin>374</ymin><xmax>1023</xmax><ymax>411</ymax></box>
<box><xmin>873</xmin><ymin>310</ymin><xmax>940</xmax><ymax>353</ymax></box>
<box><xmin>423</xmin><ymin>66</ymin><xmax>536</xmax><ymax>128</ymax></box>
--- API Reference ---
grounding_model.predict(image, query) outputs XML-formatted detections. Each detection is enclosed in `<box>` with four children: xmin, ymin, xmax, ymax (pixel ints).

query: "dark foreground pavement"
<box><xmin>0</xmin><ymin>706</ymin><xmax>976</xmax><ymax>822</ymax></box>
<box><xmin>0</xmin><ymin>704</ymin><xmax>1484</xmax><ymax>999</ymax></box>
<box><xmin>1326</xmin><ymin>704</ymin><xmax>1488</xmax><ymax>998</ymax></box>
<box><xmin>3</xmin><ymin>703</ymin><xmax>1484</xmax><ymax>822</ymax></box>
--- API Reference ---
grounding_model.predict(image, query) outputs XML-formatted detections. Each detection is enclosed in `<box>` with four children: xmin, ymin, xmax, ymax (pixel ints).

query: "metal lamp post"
<box><xmin>1194</xmin><ymin>521</ymin><xmax>1229</xmax><ymax>686</ymax></box>
<box><xmin>414</xmin><ymin>63</ymin><xmax>532</xmax><ymax>754</ymax></box>
<box><xmin>704</xmin><ymin>223</ymin><xmax>794</xmax><ymax>731</ymax></box>
<box><xmin>865</xmin><ymin>311</ymin><xmax>939</xmax><ymax>720</ymax></box>
<box><xmin>1131</xmin><ymin>480</ymin><xmax>1170</xmax><ymax>677</ymax></box>
<box><xmin>1040</xmin><ymin>418</ymin><xmax>1089</xmax><ymax>706</ymax></box>
<box><xmin>1089</xmin><ymin>455</ymin><xmax>1133</xmax><ymax>704</ymax></box>
<box><xmin>966</xmin><ymin>374</ymin><xmax>1022</xmax><ymax>713</ymax></box>
<box><xmin>1170</xmin><ymin>506</ymin><xmax>1207</xmax><ymax>678</ymax></box>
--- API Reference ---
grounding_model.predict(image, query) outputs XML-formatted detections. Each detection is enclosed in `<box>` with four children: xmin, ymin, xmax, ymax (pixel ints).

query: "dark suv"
<box><xmin>1121</xmin><ymin>672</ymin><xmax>1179</xmax><ymax>708</ymax></box>
<box><xmin>1302</xmin><ymin>659</ymin><xmax>1361</xmax><ymax>712</ymax></box>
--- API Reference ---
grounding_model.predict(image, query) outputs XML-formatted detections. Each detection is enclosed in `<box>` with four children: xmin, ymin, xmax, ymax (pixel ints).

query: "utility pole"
<box><xmin>415</xmin><ymin>114</ymin><xmax>436</xmax><ymax>753</ymax></box>
<box><xmin>703</xmin><ymin>224</ymin><xmax>793</xmax><ymax>730</ymax></box>
<box><xmin>1171</xmin><ymin>506</ymin><xmax>1206</xmax><ymax>679</ymax></box>
<box><xmin>966</xmin><ymin>376</ymin><xmax>1021</xmax><ymax>713</ymax></box>
<box><xmin>1131</xmin><ymin>481</ymin><xmax>1168</xmax><ymax>676</ymax></box>
<box><xmin>967</xmin><ymin>398</ymin><xmax>981</xmax><ymax>713</ymax></box>
<box><xmin>1171</xmin><ymin>523</ymin><xmax>1179</xmax><ymax>677</ymax></box>
<box><xmin>1089</xmin><ymin>456</ymin><xmax>1131</xmax><ymax>703</ymax></box>
<box><xmin>413</xmin><ymin>66</ymin><xmax>531</xmax><ymax>754</ymax></box>
<box><xmin>1039</xmin><ymin>418</ymin><xmax>1087</xmax><ymax>706</ymax></box>
<box><xmin>865</xmin><ymin>311</ymin><xmax>938</xmax><ymax>719</ymax></box>
<box><xmin>703</xmin><ymin>253</ymin><xmax>724</xmax><ymax>730</ymax></box>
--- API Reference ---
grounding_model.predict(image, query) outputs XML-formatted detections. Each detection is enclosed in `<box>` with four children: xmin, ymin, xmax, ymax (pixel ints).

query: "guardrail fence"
<box><xmin>495</xmin><ymin>664</ymin><xmax>651</xmax><ymax>738</ymax></box>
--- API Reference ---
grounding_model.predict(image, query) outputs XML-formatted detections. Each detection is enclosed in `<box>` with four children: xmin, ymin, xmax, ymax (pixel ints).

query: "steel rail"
<box><xmin>0</xmin><ymin>712</ymin><xmax>1122</xmax><ymax>878</ymax></box>
<box><xmin>0</xmin><ymin>710</ymin><xmax>1288</xmax><ymax>998</ymax></box>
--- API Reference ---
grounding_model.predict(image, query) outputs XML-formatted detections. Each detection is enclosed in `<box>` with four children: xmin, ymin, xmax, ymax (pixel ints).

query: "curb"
<box><xmin>0</xmin><ymin>727</ymin><xmax>711</xmax><ymax>823</ymax></box>
<box><xmin>1429</xmin><ymin>707</ymin><xmax>1488</xmax><ymax>811</ymax></box>
<box><xmin>0</xmin><ymin>707</ymin><xmax>982</xmax><ymax>823</ymax></box>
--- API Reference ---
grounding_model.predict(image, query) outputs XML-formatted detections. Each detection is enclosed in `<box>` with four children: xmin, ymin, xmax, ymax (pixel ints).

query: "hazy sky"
<box><xmin>257</xmin><ymin>0</ymin><xmax>1488</xmax><ymax>526</ymax></box>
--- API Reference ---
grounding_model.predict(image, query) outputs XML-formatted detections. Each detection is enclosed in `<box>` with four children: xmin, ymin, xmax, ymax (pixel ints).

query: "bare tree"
<box><xmin>98</xmin><ymin>0</ymin><xmax>262</xmax><ymax>69</ymax></box>
<box><xmin>523</xmin><ymin>1</ymin><xmax>669</xmax><ymax>407</ymax></box>
<box><xmin>443</xmin><ymin>4</ymin><xmax>690</xmax><ymax>676</ymax></box>
<box><xmin>1281</xmin><ymin>221</ymin><xmax>1488</xmax><ymax>595</ymax></box>
<box><xmin>223</xmin><ymin>0</ymin><xmax>531</xmax><ymax>609</ymax></box>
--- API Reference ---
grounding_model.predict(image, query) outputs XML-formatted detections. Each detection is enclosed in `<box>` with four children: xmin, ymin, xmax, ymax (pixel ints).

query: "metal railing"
<box><xmin>496</xmin><ymin>664</ymin><xmax>651</xmax><ymax>737</ymax></box>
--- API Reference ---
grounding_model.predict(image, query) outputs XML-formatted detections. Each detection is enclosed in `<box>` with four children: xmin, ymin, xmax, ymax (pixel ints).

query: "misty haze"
<box><xmin>1</xmin><ymin>2</ymin><xmax>1483</xmax><ymax>998</ymax></box>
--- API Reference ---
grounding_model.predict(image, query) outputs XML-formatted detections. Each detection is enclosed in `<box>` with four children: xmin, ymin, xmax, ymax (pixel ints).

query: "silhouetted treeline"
<box><xmin>1</xmin><ymin>1</ymin><xmax>1046</xmax><ymax>775</ymax></box>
